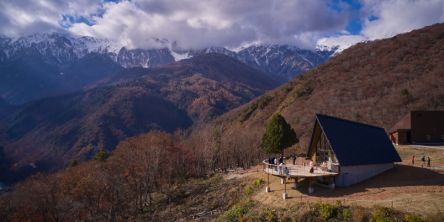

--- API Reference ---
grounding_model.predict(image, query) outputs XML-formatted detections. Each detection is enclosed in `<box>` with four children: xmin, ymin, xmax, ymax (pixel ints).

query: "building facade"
<box><xmin>390</xmin><ymin>111</ymin><xmax>444</xmax><ymax>145</ymax></box>
<box><xmin>307</xmin><ymin>114</ymin><xmax>402</xmax><ymax>187</ymax></box>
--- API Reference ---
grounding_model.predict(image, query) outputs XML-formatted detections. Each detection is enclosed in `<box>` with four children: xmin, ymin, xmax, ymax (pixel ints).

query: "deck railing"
<box><xmin>262</xmin><ymin>160</ymin><xmax>338</xmax><ymax>177</ymax></box>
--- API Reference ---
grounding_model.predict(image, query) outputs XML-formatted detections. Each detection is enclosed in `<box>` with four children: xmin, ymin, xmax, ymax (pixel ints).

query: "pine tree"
<box><xmin>261</xmin><ymin>114</ymin><xmax>298</xmax><ymax>154</ymax></box>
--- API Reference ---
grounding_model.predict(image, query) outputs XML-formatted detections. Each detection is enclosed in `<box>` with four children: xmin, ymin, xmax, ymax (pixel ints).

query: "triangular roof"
<box><xmin>309</xmin><ymin>114</ymin><xmax>401</xmax><ymax>166</ymax></box>
<box><xmin>389</xmin><ymin>112</ymin><xmax>411</xmax><ymax>133</ymax></box>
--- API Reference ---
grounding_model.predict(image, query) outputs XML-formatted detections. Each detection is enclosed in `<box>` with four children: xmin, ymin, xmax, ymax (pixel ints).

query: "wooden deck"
<box><xmin>262</xmin><ymin>161</ymin><xmax>338</xmax><ymax>178</ymax></box>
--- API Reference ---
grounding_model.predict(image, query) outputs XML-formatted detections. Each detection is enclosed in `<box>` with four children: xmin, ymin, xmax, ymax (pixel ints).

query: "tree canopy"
<box><xmin>261</xmin><ymin>114</ymin><xmax>298</xmax><ymax>154</ymax></box>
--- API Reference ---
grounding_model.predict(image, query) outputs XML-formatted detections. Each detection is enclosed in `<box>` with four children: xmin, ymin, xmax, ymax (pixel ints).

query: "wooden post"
<box><xmin>293</xmin><ymin>177</ymin><xmax>299</xmax><ymax>189</ymax></box>
<box><xmin>283</xmin><ymin>177</ymin><xmax>288</xmax><ymax>200</ymax></box>
<box><xmin>266</xmin><ymin>163</ymin><xmax>271</xmax><ymax>192</ymax></box>
<box><xmin>308</xmin><ymin>177</ymin><xmax>314</xmax><ymax>194</ymax></box>
<box><xmin>284</xmin><ymin>178</ymin><xmax>287</xmax><ymax>193</ymax></box>
<box><xmin>329</xmin><ymin>176</ymin><xmax>335</xmax><ymax>190</ymax></box>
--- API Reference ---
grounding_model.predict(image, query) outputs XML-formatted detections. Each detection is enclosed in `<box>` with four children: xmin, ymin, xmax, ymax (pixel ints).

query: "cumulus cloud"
<box><xmin>0</xmin><ymin>0</ymin><xmax>102</xmax><ymax>36</ymax></box>
<box><xmin>0</xmin><ymin>0</ymin><xmax>443</xmax><ymax>50</ymax></box>
<box><xmin>69</xmin><ymin>0</ymin><xmax>348</xmax><ymax>49</ymax></box>
<box><xmin>319</xmin><ymin>0</ymin><xmax>444</xmax><ymax>51</ymax></box>
<box><xmin>361</xmin><ymin>0</ymin><xmax>444</xmax><ymax>39</ymax></box>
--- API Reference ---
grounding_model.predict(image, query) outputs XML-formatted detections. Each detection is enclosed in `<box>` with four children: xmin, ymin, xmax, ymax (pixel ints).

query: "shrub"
<box><xmin>244</xmin><ymin>185</ymin><xmax>254</xmax><ymax>195</ymax></box>
<box><xmin>260</xmin><ymin>208</ymin><xmax>278</xmax><ymax>222</ymax></box>
<box><xmin>296</xmin><ymin>79</ymin><xmax>313</xmax><ymax>97</ymax></box>
<box><xmin>400</xmin><ymin>88</ymin><xmax>409</xmax><ymax>96</ymax></box>
<box><xmin>404</xmin><ymin>214</ymin><xmax>424</xmax><ymax>222</ymax></box>
<box><xmin>219</xmin><ymin>199</ymin><xmax>254</xmax><ymax>222</ymax></box>
<box><xmin>340</xmin><ymin>207</ymin><xmax>352</xmax><ymax>221</ymax></box>
<box><xmin>239</xmin><ymin>96</ymin><xmax>272</xmax><ymax>122</ymax></box>
<box><xmin>93</xmin><ymin>150</ymin><xmax>108</xmax><ymax>161</ymax></box>
<box><xmin>319</xmin><ymin>203</ymin><xmax>335</xmax><ymax>221</ymax></box>
<box><xmin>370</xmin><ymin>207</ymin><xmax>396</xmax><ymax>222</ymax></box>
<box><xmin>254</xmin><ymin>179</ymin><xmax>265</xmax><ymax>187</ymax></box>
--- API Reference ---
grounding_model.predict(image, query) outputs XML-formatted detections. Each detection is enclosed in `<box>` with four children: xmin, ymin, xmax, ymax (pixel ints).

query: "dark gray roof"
<box><xmin>315</xmin><ymin>114</ymin><xmax>401</xmax><ymax>166</ymax></box>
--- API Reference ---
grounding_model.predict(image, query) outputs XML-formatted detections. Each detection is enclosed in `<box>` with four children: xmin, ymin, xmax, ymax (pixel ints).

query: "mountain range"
<box><xmin>0</xmin><ymin>33</ymin><xmax>334</xmax><ymax>104</ymax></box>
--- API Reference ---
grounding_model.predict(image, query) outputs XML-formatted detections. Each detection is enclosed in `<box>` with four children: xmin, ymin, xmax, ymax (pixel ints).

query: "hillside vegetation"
<box><xmin>187</xmin><ymin>23</ymin><xmax>444</xmax><ymax>167</ymax></box>
<box><xmin>0</xmin><ymin>54</ymin><xmax>279</xmax><ymax>183</ymax></box>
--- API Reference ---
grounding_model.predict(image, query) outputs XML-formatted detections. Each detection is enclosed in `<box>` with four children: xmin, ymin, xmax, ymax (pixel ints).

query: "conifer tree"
<box><xmin>261</xmin><ymin>114</ymin><xmax>298</xmax><ymax>154</ymax></box>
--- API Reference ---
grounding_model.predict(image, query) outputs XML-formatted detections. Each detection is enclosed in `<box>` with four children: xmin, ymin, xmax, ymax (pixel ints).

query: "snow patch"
<box><xmin>316</xmin><ymin>35</ymin><xmax>367</xmax><ymax>55</ymax></box>
<box><xmin>170</xmin><ymin>50</ymin><xmax>191</xmax><ymax>61</ymax></box>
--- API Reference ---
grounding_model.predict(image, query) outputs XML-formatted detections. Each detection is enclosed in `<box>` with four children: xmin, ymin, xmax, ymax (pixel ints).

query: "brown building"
<box><xmin>389</xmin><ymin>111</ymin><xmax>444</xmax><ymax>145</ymax></box>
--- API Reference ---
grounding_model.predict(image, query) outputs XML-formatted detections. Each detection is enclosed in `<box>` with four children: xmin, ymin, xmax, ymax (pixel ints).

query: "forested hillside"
<box><xmin>0</xmin><ymin>54</ymin><xmax>279</xmax><ymax>183</ymax></box>
<box><xmin>187</xmin><ymin>23</ymin><xmax>444</xmax><ymax>168</ymax></box>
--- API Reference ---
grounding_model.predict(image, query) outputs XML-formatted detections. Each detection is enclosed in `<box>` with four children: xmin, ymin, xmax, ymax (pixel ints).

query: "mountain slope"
<box><xmin>186</xmin><ymin>23</ymin><xmax>444</xmax><ymax>167</ymax></box>
<box><xmin>0</xmin><ymin>54</ymin><xmax>279</xmax><ymax>183</ymax></box>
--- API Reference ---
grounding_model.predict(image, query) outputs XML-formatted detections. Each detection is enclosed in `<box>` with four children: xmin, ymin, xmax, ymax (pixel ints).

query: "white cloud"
<box><xmin>0</xmin><ymin>0</ymin><xmax>102</xmax><ymax>36</ymax></box>
<box><xmin>1</xmin><ymin>0</ymin><xmax>443</xmax><ymax>50</ymax></box>
<box><xmin>362</xmin><ymin>0</ymin><xmax>444</xmax><ymax>40</ymax></box>
<box><xmin>318</xmin><ymin>0</ymin><xmax>444</xmax><ymax>51</ymax></box>
<box><xmin>74</xmin><ymin>1</ymin><xmax>349</xmax><ymax>49</ymax></box>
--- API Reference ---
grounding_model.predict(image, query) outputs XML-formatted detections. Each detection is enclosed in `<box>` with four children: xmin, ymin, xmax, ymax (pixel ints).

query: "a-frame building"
<box><xmin>307</xmin><ymin>114</ymin><xmax>402</xmax><ymax>187</ymax></box>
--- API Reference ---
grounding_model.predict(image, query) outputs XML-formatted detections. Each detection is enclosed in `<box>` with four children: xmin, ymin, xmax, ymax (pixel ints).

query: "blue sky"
<box><xmin>0</xmin><ymin>0</ymin><xmax>443</xmax><ymax>50</ymax></box>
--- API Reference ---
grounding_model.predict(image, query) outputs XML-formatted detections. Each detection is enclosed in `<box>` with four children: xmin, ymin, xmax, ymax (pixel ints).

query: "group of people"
<box><xmin>411</xmin><ymin>154</ymin><xmax>431</xmax><ymax>167</ymax></box>
<box><xmin>267</xmin><ymin>155</ymin><xmax>289</xmax><ymax>175</ymax></box>
<box><xmin>267</xmin><ymin>155</ymin><xmax>285</xmax><ymax>165</ymax></box>
<box><xmin>266</xmin><ymin>154</ymin><xmax>318</xmax><ymax>175</ymax></box>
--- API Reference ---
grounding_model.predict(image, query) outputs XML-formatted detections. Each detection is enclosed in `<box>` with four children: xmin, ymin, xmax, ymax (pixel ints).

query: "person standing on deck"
<box><xmin>292</xmin><ymin>154</ymin><xmax>297</xmax><ymax>165</ymax></box>
<box><xmin>273</xmin><ymin>157</ymin><xmax>277</xmax><ymax>170</ymax></box>
<box><xmin>427</xmin><ymin>156</ymin><xmax>431</xmax><ymax>167</ymax></box>
<box><xmin>412</xmin><ymin>155</ymin><xmax>415</xmax><ymax>165</ymax></box>
<box><xmin>278</xmin><ymin>162</ymin><xmax>284</xmax><ymax>175</ymax></box>
<box><xmin>421</xmin><ymin>155</ymin><xmax>426</xmax><ymax>167</ymax></box>
<box><xmin>308</xmin><ymin>160</ymin><xmax>314</xmax><ymax>173</ymax></box>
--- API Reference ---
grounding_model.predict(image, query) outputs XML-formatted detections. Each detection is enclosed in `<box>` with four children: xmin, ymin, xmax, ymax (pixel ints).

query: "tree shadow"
<box><xmin>297</xmin><ymin>164</ymin><xmax>444</xmax><ymax>197</ymax></box>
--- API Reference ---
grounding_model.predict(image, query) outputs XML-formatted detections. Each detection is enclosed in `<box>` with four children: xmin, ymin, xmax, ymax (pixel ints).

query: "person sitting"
<box><xmin>284</xmin><ymin>166</ymin><xmax>289</xmax><ymax>176</ymax></box>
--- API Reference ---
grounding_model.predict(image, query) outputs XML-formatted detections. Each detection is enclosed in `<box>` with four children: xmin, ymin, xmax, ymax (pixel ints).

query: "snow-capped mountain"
<box><xmin>0</xmin><ymin>32</ymin><xmax>336</xmax><ymax>74</ymax></box>
<box><xmin>173</xmin><ymin>44</ymin><xmax>335</xmax><ymax>80</ymax></box>
<box><xmin>0</xmin><ymin>33</ymin><xmax>119</xmax><ymax>64</ymax></box>
<box><xmin>117</xmin><ymin>47</ymin><xmax>174</xmax><ymax>68</ymax></box>
<box><xmin>0</xmin><ymin>33</ymin><xmax>336</xmax><ymax>104</ymax></box>
<box><xmin>236</xmin><ymin>44</ymin><xmax>334</xmax><ymax>80</ymax></box>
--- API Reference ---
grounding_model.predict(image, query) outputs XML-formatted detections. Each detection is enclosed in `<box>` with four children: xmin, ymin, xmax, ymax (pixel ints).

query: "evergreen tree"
<box><xmin>261</xmin><ymin>114</ymin><xmax>298</xmax><ymax>154</ymax></box>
